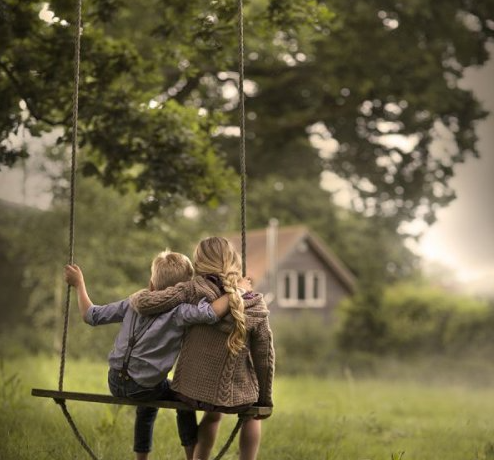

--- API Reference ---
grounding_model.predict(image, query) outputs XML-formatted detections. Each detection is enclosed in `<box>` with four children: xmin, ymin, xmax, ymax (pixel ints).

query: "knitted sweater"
<box><xmin>129</xmin><ymin>276</ymin><xmax>274</xmax><ymax>408</ymax></box>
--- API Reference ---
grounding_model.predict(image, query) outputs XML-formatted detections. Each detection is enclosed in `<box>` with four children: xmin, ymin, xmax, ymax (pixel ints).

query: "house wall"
<box><xmin>257</xmin><ymin>237</ymin><xmax>351</xmax><ymax>322</ymax></box>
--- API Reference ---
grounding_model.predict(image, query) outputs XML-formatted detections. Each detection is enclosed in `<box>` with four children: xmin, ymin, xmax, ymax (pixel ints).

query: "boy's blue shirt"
<box><xmin>86</xmin><ymin>297</ymin><xmax>218</xmax><ymax>388</ymax></box>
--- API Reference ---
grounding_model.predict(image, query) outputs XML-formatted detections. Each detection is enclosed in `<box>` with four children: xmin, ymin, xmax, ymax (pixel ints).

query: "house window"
<box><xmin>313</xmin><ymin>274</ymin><xmax>320</xmax><ymax>299</ymax></box>
<box><xmin>278</xmin><ymin>270</ymin><xmax>326</xmax><ymax>308</ymax></box>
<box><xmin>284</xmin><ymin>275</ymin><xmax>291</xmax><ymax>299</ymax></box>
<box><xmin>297</xmin><ymin>273</ymin><xmax>305</xmax><ymax>300</ymax></box>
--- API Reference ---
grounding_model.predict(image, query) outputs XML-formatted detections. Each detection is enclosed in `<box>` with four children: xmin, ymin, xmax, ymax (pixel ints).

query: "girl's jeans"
<box><xmin>108</xmin><ymin>368</ymin><xmax>198</xmax><ymax>453</ymax></box>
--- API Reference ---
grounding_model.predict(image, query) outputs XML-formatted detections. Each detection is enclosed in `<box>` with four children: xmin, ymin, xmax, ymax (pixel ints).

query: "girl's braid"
<box><xmin>220</xmin><ymin>271</ymin><xmax>246</xmax><ymax>355</ymax></box>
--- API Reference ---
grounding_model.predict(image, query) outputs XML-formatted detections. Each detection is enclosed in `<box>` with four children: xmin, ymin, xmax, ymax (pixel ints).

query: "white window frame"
<box><xmin>277</xmin><ymin>269</ymin><xmax>326</xmax><ymax>308</ymax></box>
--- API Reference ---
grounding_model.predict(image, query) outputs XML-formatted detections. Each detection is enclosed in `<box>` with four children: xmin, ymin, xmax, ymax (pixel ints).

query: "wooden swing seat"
<box><xmin>31</xmin><ymin>388</ymin><xmax>272</xmax><ymax>416</ymax></box>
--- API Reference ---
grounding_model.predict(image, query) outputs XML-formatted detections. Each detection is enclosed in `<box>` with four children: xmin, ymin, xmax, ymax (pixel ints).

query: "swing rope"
<box><xmin>237</xmin><ymin>0</ymin><xmax>247</xmax><ymax>279</ymax></box>
<box><xmin>58</xmin><ymin>0</ymin><xmax>81</xmax><ymax>394</ymax></box>
<box><xmin>56</xmin><ymin>1</ymin><xmax>100</xmax><ymax>459</ymax></box>
<box><xmin>211</xmin><ymin>3</ymin><xmax>251</xmax><ymax>456</ymax></box>
<box><xmin>212</xmin><ymin>415</ymin><xmax>247</xmax><ymax>460</ymax></box>
<box><xmin>54</xmin><ymin>1</ymin><xmax>250</xmax><ymax>459</ymax></box>
<box><xmin>58</xmin><ymin>401</ymin><xmax>99</xmax><ymax>460</ymax></box>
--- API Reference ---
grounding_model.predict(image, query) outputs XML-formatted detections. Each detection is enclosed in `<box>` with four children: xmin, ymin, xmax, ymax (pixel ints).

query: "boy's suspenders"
<box><xmin>119</xmin><ymin>312</ymin><xmax>159</xmax><ymax>380</ymax></box>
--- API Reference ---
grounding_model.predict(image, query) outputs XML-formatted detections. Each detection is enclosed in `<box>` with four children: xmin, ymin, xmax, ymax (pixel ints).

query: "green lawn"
<box><xmin>1</xmin><ymin>356</ymin><xmax>494</xmax><ymax>460</ymax></box>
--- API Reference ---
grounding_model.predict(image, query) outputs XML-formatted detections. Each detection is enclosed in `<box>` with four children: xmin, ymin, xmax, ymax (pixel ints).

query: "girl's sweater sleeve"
<box><xmin>250</xmin><ymin>317</ymin><xmax>275</xmax><ymax>407</ymax></box>
<box><xmin>129</xmin><ymin>277</ymin><xmax>220</xmax><ymax>316</ymax></box>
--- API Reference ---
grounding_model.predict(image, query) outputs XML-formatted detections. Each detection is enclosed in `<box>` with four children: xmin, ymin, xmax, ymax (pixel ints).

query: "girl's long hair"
<box><xmin>193</xmin><ymin>236</ymin><xmax>246</xmax><ymax>355</ymax></box>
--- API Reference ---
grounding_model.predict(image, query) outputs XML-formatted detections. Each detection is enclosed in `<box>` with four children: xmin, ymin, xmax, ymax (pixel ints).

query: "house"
<box><xmin>229</xmin><ymin>222</ymin><xmax>357</xmax><ymax>320</ymax></box>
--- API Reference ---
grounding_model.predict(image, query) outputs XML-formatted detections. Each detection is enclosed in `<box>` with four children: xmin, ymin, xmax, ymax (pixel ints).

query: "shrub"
<box><xmin>337</xmin><ymin>282</ymin><xmax>494</xmax><ymax>357</ymax></box>
<box><xmin>271</xmin><ymin>313</ymin><xmax>336</xmax><ymax>375</ymax></box>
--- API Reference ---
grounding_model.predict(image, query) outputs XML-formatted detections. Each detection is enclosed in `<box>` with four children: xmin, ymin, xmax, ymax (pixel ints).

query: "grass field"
<box><xmin>1</xmin><ymin>355</ymin><xmax>494</xmax><ymax>460</ymax></box>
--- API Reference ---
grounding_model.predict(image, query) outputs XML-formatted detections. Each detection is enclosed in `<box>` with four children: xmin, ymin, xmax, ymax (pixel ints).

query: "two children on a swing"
<box><xmin>64</xmin><ymin>236</ymin><xmax>274</xmax><ymax>460</ymax></box>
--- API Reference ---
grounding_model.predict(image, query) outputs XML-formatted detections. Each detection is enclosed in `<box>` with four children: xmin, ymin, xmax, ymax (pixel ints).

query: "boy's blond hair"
<box><xmin>151</xmin><ymin>250</ymin><xmax>194</xmax><ymax>290</ymax></box>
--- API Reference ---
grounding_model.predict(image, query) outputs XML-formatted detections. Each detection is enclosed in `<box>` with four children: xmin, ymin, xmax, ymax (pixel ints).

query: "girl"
<box><xmin>130</xmin><ymin>236</ymin><xmax>274</xmax><ymax>460</ymax></box>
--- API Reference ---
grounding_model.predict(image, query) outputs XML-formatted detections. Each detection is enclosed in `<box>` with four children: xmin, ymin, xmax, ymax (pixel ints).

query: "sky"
<box><xmin>417</xmin><ymin>45</ymin><xmax>494</xmax><ymax>294</ymax></box>
<box><xmin>0</xmin><ymin>129</ymin><xmax>56</xmax><ymax>210</ymax></box>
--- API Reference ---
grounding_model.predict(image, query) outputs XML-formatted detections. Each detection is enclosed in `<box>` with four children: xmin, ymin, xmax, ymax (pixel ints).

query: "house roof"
<box><xmin>228</xmin><ymin>225</ymin><xmax>357</xmax><ymax>294</ymax></box>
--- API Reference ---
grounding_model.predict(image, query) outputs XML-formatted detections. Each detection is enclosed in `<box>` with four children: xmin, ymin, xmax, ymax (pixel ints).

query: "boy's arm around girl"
<box><xmin>130</xmin><ymin>275</ymin><xmax>275</xmax><ymax>414</ymax></box>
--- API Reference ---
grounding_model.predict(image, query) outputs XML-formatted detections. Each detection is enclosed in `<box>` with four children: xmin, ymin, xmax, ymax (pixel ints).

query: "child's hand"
<box><xmin>238</xmin><ymin>277</ymin><xmax>252</xmax><ymax>292</ymax></box>
<box><xmin>64</xmin><ymin>264</ymin><xmax>84</xmax><ymax>288</ymax></box>
<box><xmin>253</xmin><ymin>404</ymin><xmax>273</xmax><ymax>420</ymax></box>
<box><xmin>254</xmin><ymin>412</ymin><xmax>272</xmax><ymax>420</ymax></box>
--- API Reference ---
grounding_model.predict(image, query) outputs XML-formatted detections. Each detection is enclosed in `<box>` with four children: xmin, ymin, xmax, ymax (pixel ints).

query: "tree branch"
<box><xmin>0</xmin><ymin>61</ymin><xmax>70</xmax><ymax>127</ymax></box>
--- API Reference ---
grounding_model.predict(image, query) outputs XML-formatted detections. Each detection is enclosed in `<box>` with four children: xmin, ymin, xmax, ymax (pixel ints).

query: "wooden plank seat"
<box><xmin>31</xmin><ymin>388</ymin><xmax>272</xmax><ymax>417</ymax></box>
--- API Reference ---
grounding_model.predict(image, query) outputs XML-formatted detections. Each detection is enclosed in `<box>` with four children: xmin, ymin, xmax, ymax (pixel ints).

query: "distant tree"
<box><xmin>1</xmin><ymin>1</ymin><xmax>492</xmax><ymax>227</ymax></box>
<box><xmin>0</xmin><ymin>173</ymin><xmax>217</xmax><ymax>356</ymax></box>
<box><xmin>0</xmin><ymin>198</ymin><xmax>66</xmax><ymax>353</ymax></box>
<box><xmin>0</xmin><ymin>201</ymin><xmax>36</xmax><ymax>327</ymax></box>
<box><xmin>242</xmin><ymin>0</ymin><xmax>493</xmax><ymax>228</ymax></box>
<box><xmin>246</xmin><ymin>175</ymin><xmax>419</xmax><ymax>285</ymax></box>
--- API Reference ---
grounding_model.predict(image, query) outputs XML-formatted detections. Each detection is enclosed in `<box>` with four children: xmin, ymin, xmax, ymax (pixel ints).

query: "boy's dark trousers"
<box><xmin>108</xmin><ymin>368</ymin><xmax>198</xmax><ymax>453</ymax></box>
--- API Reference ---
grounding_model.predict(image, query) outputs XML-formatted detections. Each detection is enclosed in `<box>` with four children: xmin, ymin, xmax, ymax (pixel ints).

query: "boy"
<box><xmin>64</xmin><ymin>250</ymin><xmax>249</xmax><ymax>460</ymax></box>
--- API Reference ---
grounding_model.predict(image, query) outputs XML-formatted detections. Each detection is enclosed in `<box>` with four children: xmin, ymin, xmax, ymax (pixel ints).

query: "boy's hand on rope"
<box><xmin>64</xmin><ymin>264</ymin><xmax>84</xmax><ymax>288</ymax></box>
<box><xmin>64</xmin><ymin>265</ymin><xmax>93</xmax><ymax>320</ymax></box>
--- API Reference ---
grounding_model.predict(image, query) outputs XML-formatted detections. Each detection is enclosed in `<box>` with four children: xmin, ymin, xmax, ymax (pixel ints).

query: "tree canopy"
<box><xmin>1</xmin><ymin>0</ymin><xmax>493</xmax><ymax>225</ymax></box>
